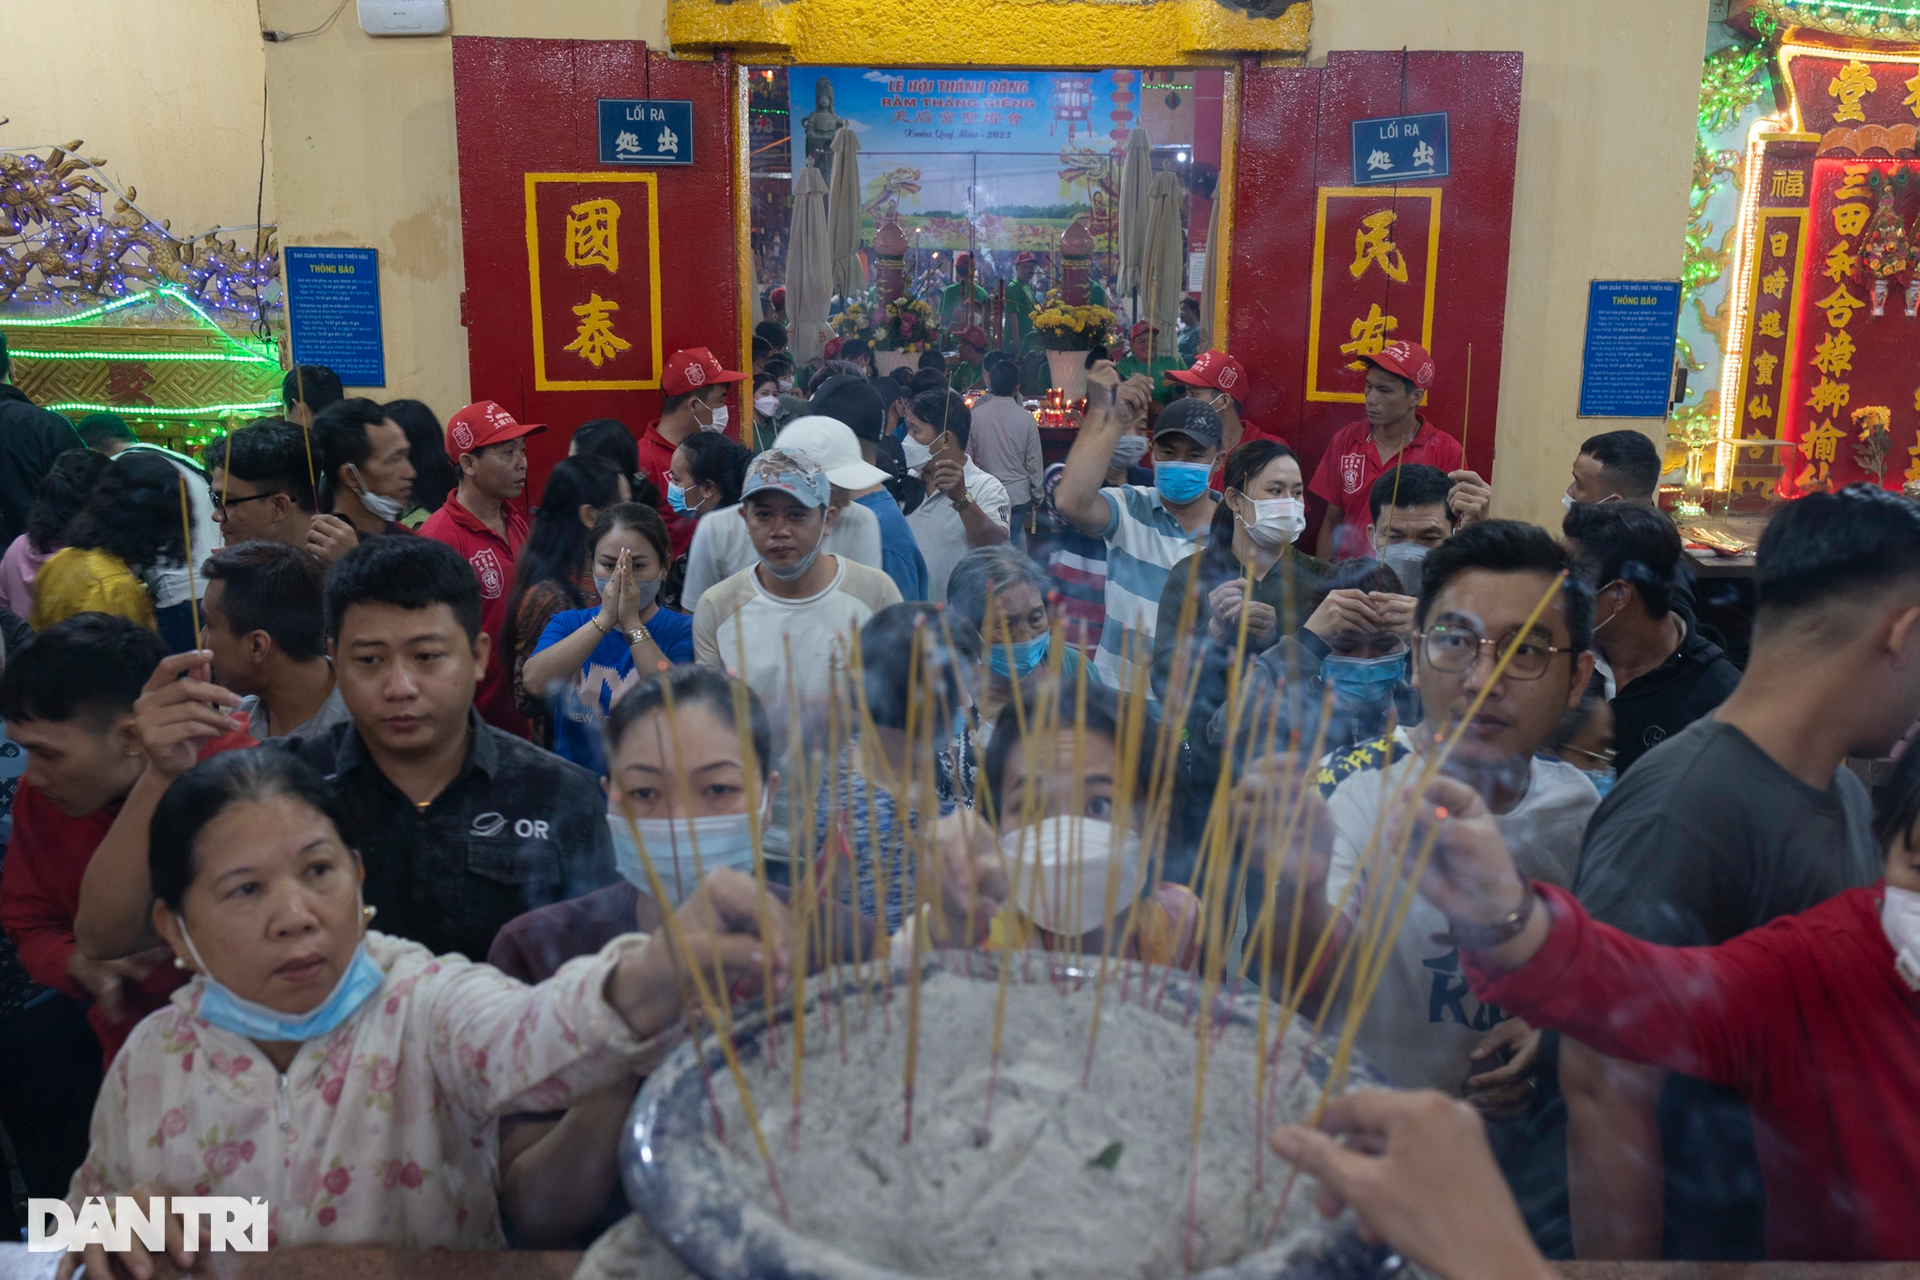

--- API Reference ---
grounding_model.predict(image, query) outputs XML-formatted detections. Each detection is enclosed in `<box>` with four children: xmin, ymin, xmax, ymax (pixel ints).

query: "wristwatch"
<box><xmin>950</xmin><ymin>488</ymin><xmax>974</xmax><ymax>512</ymax></box>
<box><xmin>626</xmin><ymin>625</ymin><xmax>653</xmax><ymax>649</ymax></box>
<box><xmin>1445</xmin><ymin>880</ymin><xmax>1537</xmax><ymax>951</ymax></box>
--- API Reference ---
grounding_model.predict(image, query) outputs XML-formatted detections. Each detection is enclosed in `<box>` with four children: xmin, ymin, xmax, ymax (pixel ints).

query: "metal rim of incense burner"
<box><xmin>622</xmin><ymin>952</ymin><xmax>1406</xmax><ymax>1280</ymax></box>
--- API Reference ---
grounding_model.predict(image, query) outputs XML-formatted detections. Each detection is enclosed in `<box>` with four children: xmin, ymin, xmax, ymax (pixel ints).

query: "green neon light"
<box><xmin>0</xmin><ymin>291</ymin><xmax>155</xmax><ymax>327</ymax></box>
<box><xmin>8</xmin><ymin>347</ymin><xmax>277</xmax><ymax>365</ymax></box>
<box><xmin>2</xmin><ymin>286</ymin><xmax>274</xmax><ymax>357</ymax></box>
<box><xmin>42</xmin><ymin>399</ymin><xmax>281</xmax><ymax>418</ymax></box>
<box><xmin>1781</xmin><ymin>0</ymin><xmax>1920</xmax><ymax>14</ymax></box>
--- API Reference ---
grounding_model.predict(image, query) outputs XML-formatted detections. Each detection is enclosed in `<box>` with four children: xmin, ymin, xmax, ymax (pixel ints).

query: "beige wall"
<box><xmin>1310</xmin><ymin>1</ymin><xmax>1709</xmax><ymax>526</ymax></box>
<box><xmin>1</xmin><ymin>0</ymin><xmax>272</xmax><ymax>235</ymax></box>
<box><xmin>260</xmin><ymin>0</ymin><xmax>671</xmax><ymax>415</ymax></box>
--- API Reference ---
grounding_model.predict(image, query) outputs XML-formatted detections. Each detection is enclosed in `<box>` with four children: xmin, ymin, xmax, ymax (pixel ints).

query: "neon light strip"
<box><xmin>1714</xmin><ymin>116</ymin><xmax>1781</xmax><ymax>490</ymax></box>
<box><xmin>41</xmin><ymin>399</ymin><xmax>280</xmax><ymax>417</ymax></box>
<box><xmin>1779</xmin><ymin>0</ymin><xmax>1920</xmax><ymax>16</ymax></box>
<box><xmin>0</xmin><ymin>291</ymin><xmax>156</xmax><ymax>327</ymax></box>
<box><xmin>8</xmin><ymin>348</ymin><xmax>276</xmax><ymax>365</ymax></box>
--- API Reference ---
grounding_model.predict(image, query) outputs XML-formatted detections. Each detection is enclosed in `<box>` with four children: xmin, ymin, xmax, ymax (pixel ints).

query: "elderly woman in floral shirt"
<box><xmin>57</xmin><ymin>748</ymin><xmax>784</xmax><ymax>1279</ymax></box>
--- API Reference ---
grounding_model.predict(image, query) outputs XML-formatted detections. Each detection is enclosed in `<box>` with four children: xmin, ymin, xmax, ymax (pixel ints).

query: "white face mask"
<box><xmin>777</xmin><ymin>377</ymin><xmax>794</xmax><ymax>393</ymax></box>
<box><xmin>695</xmin><ymin>400</ymin><xmax>730</xmax><ymax>433</ymax></box>
<box><xmin>901</xmin><ymin>436</ymin><xmax>933</xmax><ymax>470</ymax></box>
<box><xmin>1108</xmin><ymin>433</ymin><xmax>1151</xmax><ymax>471</ymax></box>
<box><xmin>346</xmin><ymin>463</ymin><xmax>405</xmax><ymax>523</ymax></box>
<box><xmin>1882</xmin><ymin>885</ymin><xmax>1920</xmax><ymax>991</ymax></box>
<box><xmin>1237</xmin><ymin>495</ymin><xmax>1306</xmax><ymax>548</ymax></box>
<box><xmin>1000</xmin><ymin>815</ymin><xmax>1145</xmax><ymax>938</ymax></box>
<box><xmin>607</xmin><ymin>802</ymin><xmax>769</xmax><ymax>908</ymax></box>
<box><xmin>1561</xmin><ymin>490</ymin><xmax>1575</xmax><ymax>511</ymax></box>
<box><xmin>754</xmin><ymin>395</ymin><xmax>780</xmax><ymax>418</ymax></box>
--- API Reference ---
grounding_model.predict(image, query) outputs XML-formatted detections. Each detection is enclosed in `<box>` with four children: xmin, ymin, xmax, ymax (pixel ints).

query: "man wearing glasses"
<box><xmin>1253</xmin><ymin>520</ymin><xmax>1598</xmax><ymax>1257</ymax></box>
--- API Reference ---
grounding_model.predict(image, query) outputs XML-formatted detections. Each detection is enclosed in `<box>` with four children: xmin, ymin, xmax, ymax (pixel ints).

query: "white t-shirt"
<box><xmin>1318</xmin><ymin>739</ymin><xmax>1598</xmax><ymax>1093</ymax></box>
<box><xmin>692</xmin><ymin>555</ymin><xmax>902</xmax><ymax>717</ymax></box>
<box><xmin>681</xmin><ymin>500</ymin><xmax>883</xmax><ymax>614</ymax></box>
<box><xmin>905</xmin><ymin>459</ymin><xmax>1010</xmax><ymax>604</ymax></box>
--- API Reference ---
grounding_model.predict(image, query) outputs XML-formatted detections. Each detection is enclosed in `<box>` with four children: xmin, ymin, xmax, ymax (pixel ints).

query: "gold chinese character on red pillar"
<box><xmin>1811</xmin><ymin>330</ymin><xmax>1855</xmax><ymax>376</ymax></box>
<box><xmin>1751</xmin><ymin>351</ymin><xmax>1779</xmax><ymax>386</ymax></box>
<box><xmin>1769</xmin><ymin>230</ymin><xmax>1790</xmax><ymax>257</ymax></box>
<box><xmin>1815</xmin><ymin>283</ymin><xmax>1866</xmax><ymax>327</ymax></box>
<box><xmin>1805</xmin><ymin>376</ymin><xmax>1851</xmax><ymax>414</ymax></box>
<box><xmin>1825</xmin><ymin>240</ymin><xmax>1859</xmax><ymax>282</ymax></box>
<box><xmin>1769</xmin><ymin>170</ymin><xmax>1804</xmax><ymax>199</ymax></box>
<box><xmin>564</xmin><ymin>293</ymin><xmax>631</xmax><ymax>367</ymax></box>
<box><xmin>1349</xmin><ymin>211</ymin><xmax>1409</xmax><ymax>283</ymax></box>
<box><xmin>1339</xmin><ymin>303</ymin><xmax>1399</xmax><ymax>369</ymax></box>
<box><xmin>1756</xmin><ymin>310</ymin><xmax>1785</xmax><ymax>339</ymax></box>
<box><xmin>1827</xmin><ymin>61</ymin><xmax>1877</xmax><ymax>123</ymax></box>
<box><xmin>1761</xmin><ymin>267</ymin><xmax>1788</xmax><ymax>298</ymax></box>
<box><xmin>1798</xmin><ymin>418</ymin><xmax>1847</xmax><ymax>489</ymax></box>
<box><xmin>564</xmin><ymin>199</ymin><xmax>622</xmax><ymax>273</ymax></box>
<box><xmin>1907</xmin><ymin>67</ymin><xmax>1920</xmax><ymax>119</ymax></box>
<box><xmin>1835</xmin><ymin>164</ymin><xmax>1871</xmax><ymax>200</ymax></box>
<box><xmin>1747</xmin><ymin>393</ymin><xmax>1773</xmax><ymax>420</ymax></box>
<box><xmin>1834</xmin><ymin>203</ymin><xmax>1871</xmax><ymax>238</ymax></box>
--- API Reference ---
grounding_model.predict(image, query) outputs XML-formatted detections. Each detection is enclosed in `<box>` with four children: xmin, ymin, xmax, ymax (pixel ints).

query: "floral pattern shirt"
<box><xmin>69</xmin><ymin>929</ymin><xmax>672</xmax><ymax>1249</ymax></box>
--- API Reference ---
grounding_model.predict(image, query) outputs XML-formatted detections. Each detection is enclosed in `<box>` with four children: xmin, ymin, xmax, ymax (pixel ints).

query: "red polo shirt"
<box><xmin>635</xmin><ymin>421</ymin><xmax>698</xmax><ymax>558</ymax></box>
<box><xmin>418</xmin><ymin>494</ymin><xmax>530</xmax><ymax>736</ymax></box>
<box><xmin>1307</xmin><ymin>415</ymin><xmax>1462</xmax><ymax>558</ymax></box>
<box><xmin>0</xmin><ymin>725</ymin><xmax>255</xmax><ymax>1065</ymax></box>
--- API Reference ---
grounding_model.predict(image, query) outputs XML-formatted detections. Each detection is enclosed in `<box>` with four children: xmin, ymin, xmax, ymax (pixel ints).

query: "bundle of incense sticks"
<box><xmin>622</xmin><ymin>562</ymin><xmax>1567</xmax><ymax>1270</ymax></box>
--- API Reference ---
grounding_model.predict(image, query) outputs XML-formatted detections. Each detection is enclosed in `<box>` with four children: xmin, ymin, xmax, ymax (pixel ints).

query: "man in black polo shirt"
<box><xmin>1562</xmin><ymin>501</ymin><xmax>1740</xmax><ymax>775</ymax></box>
<box><xmin>73</xmin><ymin>537</ymin><xmax>615</xmax><ymax>964</ymax></box>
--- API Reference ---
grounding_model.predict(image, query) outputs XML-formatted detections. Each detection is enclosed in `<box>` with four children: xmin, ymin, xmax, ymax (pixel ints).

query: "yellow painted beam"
<box><xmin>669</xmin><ymin>0</ymin><xmax>1310</xmax><ymax>65</ymax></box>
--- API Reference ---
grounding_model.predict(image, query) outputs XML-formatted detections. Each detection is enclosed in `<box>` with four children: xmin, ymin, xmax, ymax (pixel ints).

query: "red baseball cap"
<box><xmin>663</xmin><ymin>347</ymin><xmax>747</xmax><ymax>397</ymax></box>
<box><xmin>769</xmin><ymin>287</ymin><xmax>786</xmax><ymax>308</ymax></box>
<box><xmin>1360</xmin><ymin>339</ymin><xmax>1436</xmax><ymax>390</ymax></box>
<box><xmin>1015</xmin><ymin>251</ymin><xmax>1037</xmax><ymax>266</ymax></box>
<box><xmin>1167</xmin><ymin>349</ymin><xmax>1248</xmax><ymax>403</ymax></box>
<box><xmin>958</xmin><ymin>325</ymin><xmax>988</xmax><ymax>350</ymax></box>
<box><xmin>1128</xmin><ymin>320</ymin><xmax>1159</xmax><ymax>340</ymax></box>
<box><xmin>445</xmin><ymin>401</ymin><xmax>547</xmax><ymax>461</ymax></box>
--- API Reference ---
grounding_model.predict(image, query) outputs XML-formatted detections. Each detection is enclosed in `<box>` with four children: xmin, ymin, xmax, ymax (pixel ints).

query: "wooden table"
<box><xmin>2</xmin><ymin>1245</ymin><xmax>1912</xmax><ymax>1279</ymax></box>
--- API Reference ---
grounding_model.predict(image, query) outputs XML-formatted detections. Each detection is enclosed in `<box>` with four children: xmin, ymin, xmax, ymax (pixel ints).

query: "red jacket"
<box><xmin>1472</xmin><ymin>883</ymin><xmax>1920</xmax><ymax>1262</ymax></box>
<box><xmin>418</xmin><ymin>494</ymin><xmax>530</xmax><ymax>737</ymax></box>
<box><xmin>0</xmin><ymin>726</ymin><xmax>255</xmax><ymax>1065</ymax></box>
<box><xmin>635</xmin><ymin>421</ymin><xmax>697</xmax><ymax>558</ymax></box>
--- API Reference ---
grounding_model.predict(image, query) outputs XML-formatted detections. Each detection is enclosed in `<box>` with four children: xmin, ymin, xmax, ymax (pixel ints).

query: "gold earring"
<box><xmin>362</xmin><ymin>905</ymin><xmax>377</xmax><ymax>923</ymax></box>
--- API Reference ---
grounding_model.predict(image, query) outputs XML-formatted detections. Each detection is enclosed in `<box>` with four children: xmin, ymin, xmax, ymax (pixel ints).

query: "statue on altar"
<box><xmin>801</xmin><ymin>77</ymin><xmax>845</xmax><ymax>184</ymax></box>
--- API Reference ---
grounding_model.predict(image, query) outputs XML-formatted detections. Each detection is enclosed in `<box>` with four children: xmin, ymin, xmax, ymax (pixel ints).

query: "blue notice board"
<box><xmin>285</xmin><ymin>247</ymin><xmax>385</xmax><ymax>387</ymax></box>
<box><xmin>1350</xmin><ymin>112</ymin><xmax>1450</xmax><ymax>186</ymax></box>
<box><xmin>597</xmin><ymin>100</ymin><xmax>694</xmax><ymax>165</ymax></box>
<box><xmin>1578</xmin><ymin>280</ymin><xmax>1681</xmax><ymax>418</ymax></box>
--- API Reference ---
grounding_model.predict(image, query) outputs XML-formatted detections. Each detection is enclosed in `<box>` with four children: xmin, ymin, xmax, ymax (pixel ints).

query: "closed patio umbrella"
<box><xmin>785</xmin><ymin>162</ymin><xmax>831</xmax><ymax>364</ymax></box>
<box><xmin>1198</xmin><ymin>184</ymin><xmax>1221</xmax><ymax>351</ymax></box>
<box><xmin>1141</xmin><ymin>170</ymin><xmax>1184</xmax><ymax>358</ymax></box>
<box><xmin>826</xmin><ymin>124</ymin><xmax>865</xmax><ymax>301</ymax></box>
<box><xmin>1115</xmin><ymin>128</ymin><xmax>1152</xmax><ymax>311</ymax></box>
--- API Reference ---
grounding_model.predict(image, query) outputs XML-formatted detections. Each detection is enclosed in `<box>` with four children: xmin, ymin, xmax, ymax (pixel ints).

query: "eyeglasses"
<box><xmin>1418</xmin><ymin>623</ymin><xmax>1571</xmax><ymax>681</ymax></box>
<box><xmin>212</xmin><ymin>492</ymin><xmax>278</xmax><ymax>520</ymax></box>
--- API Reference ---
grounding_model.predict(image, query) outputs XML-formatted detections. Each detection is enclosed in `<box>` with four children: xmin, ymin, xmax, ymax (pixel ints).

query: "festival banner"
<box><xmin>788</xmin><ymin>68</ymin><xmax>1156</xmax><ymax>255</ymax></box>
<box><xmin>524</xmin><ymin>172</ymin><xmax>663</xmax><ymax>391</ymax></box>
<box><xmin>1778</xmin><ymin>49</ymin><xmax>1920</xmax><ymax>138</ymax></box>
<box><xmin>1304</xmin><ymin>187</ymin><xmax>1441</xmax><ymax>403</ymax></box>
<box><xmin>1730</xmin><ymin>205</ymin><xmax>1807</xmax><ymax>494</ymax></box>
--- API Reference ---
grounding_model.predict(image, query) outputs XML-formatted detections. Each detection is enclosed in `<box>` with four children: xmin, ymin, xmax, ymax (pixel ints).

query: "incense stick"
<box><xmin>177</xmin><ymin>476</ymin><xmax>201</xmax><ymax>648</ymax></box>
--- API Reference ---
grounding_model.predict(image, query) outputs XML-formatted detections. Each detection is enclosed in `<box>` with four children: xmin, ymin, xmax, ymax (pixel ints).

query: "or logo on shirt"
<box><xmin>451</xmin><ymin>422</ymin><xmax>475</xmax><ymax>451</ymax></box>
<box><xmin>470</xmin><ymin>811</ymin><xmax>553</xmax><ymax>840</ymax></box>
<box><xmin>1341</xmin><ymin>451</ymin><xmax>1366</xmax><ymax>494</ymax></box>
<box><xmin>470</xmin><ymin>548</ymin><xmax>506</xmax><ymax>599</ymax></box>
<box><xmin>471</xmin><ymin>812</ymin><xmax>508</xmax><ymax>836</ymax></box>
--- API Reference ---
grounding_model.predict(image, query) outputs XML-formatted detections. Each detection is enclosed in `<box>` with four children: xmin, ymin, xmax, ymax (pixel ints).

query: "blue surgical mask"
<box><xmin>179</xmin><ymin>920</ymin><xmax>384</xmax><ymax>1044</ymax></box>
<box><xmin>607</xmin><ymin>809</ymin><xmax>763</xmax><ymax>907</ymax></box>
<box><xmin>667</xmin><ymin>481</ymin><xmax>690</xmax><ymax>514</ymax></box>
<box><xmin>1583</xmin><ymin>767</ymin><xmax>1618</xmax><ymax>800</ymax></box>
<box><xmin>1320</xmin><ymin>651</ymin><xmax>1407</xmax><ymax>707</ymax></box>
<box><xmin>990</xmin><ymin>631</ymin><xmax>1050</xmax><ymax>678</ymax></box>
<box><xmin>1154</xmin><ymin>459</ymin><xmax>1213</xmax><ymax>505</ymax></box>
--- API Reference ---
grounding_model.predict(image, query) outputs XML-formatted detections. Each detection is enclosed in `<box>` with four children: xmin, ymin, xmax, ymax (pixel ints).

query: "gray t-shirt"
<box><xmin>245</xmin><ymin>682</ymin><xmax>352</xmax><ymax>742</ymax></box>
<box><xmin>1570</xmin><ymin>714</ymin><xmax>1880</xmax><ymax>1260</ymax></box>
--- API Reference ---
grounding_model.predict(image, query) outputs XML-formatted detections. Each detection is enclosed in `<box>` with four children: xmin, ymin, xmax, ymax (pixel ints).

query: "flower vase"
<box><xmin>1906</xmin><ymin>279</ymin><xmax>1919</xmax><ymax>320</ymax></box>
<box><xmin>1872</xmin><ymin>277</ymin><xmax>1889</xmax><ymax>317</ymax></box>
<box><xmin>1046</xmin><ymin>349</ymin><xmax>1089</xmax><ymax>402</ymax></box>
<box><xmin>874</xmin><ymin>351</ymin><xmax>916</xmax><ymax>376</ymax></box>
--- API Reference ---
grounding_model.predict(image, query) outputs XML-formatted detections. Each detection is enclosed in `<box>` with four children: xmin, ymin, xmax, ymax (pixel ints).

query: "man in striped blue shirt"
<box><xmin>1053</xmin><ymin>362</ymin><xmax>1222</xmax><ymax>692</ymax></box>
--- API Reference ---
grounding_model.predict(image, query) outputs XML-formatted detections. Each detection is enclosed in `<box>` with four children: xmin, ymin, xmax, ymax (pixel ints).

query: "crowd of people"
<box><xmin>0</xmin><ymin>317</ymin><xmax>1916</xmax><ymax>1280</ymax></box>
